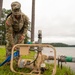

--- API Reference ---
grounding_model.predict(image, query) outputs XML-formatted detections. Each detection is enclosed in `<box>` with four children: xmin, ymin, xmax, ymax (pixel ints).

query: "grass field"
<box><xmin>0</xmin><ymin>47</ymin><xmax>75</xmax><ymax>75</ymax></box>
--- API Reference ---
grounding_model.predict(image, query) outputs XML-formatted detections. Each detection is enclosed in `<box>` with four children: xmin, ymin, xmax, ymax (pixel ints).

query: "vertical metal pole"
<box><xmin>0</xmin><ymin>0</ymin><xmax>3</xmax><ymax>22</ymax></box>
<box><xmin>38</xmin><ymin>30</ymin><xmax>42</xmax><ymax>44</ymax></box>
<box><xmin>38</xmin><ymin>30</ymin><xmax>42</xmax><ymax>51</ymax></box>
<box><xmin>31</xmin><ymin>0</ymin><xmax>35</xmax><ymax>42</ymax></box>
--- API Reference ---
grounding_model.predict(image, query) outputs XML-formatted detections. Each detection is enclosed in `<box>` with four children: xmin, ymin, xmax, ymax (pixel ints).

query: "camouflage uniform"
<box><xmin>5</xmin><ymin>1</ymin><xmax>29</xmax><ymax>57</ymax></box>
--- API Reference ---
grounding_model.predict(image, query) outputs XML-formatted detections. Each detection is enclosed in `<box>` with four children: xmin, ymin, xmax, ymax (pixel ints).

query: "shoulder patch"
<box><xmin>5</xmin><ymin>16</ymin><xmax>12</xmax><ymax>26</ymax></box>
<box><xmin>6</xmin><ymin>20</ymin><xmax>10</xmax><ymax>26</ymax></box>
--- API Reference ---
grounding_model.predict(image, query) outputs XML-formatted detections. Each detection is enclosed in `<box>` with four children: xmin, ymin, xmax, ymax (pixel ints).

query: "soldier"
<box><xmin>5</xmin><ymin>1</ymin><xmax>29</xmax><ymax>58</ymax></box>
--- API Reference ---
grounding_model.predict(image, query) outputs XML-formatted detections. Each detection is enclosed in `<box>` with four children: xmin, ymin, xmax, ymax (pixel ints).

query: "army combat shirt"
<box><xmin>5</xmin><ymin>12</ymin><xmax>29</xmax><ymax>45</ymax></box>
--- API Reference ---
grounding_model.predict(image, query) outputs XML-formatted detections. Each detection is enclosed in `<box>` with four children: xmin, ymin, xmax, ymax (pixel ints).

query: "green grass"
<box><xmin>0</xmin><ymin>47</ymin><xmax>75</xmax><ymax>75</ymax></box>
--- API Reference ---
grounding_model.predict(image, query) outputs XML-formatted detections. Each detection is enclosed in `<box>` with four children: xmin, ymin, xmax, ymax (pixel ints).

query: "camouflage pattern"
<box><xmin>5</xmin><ymin>1</ymin><xmax>29</xmax><ymax>57</ymax></box>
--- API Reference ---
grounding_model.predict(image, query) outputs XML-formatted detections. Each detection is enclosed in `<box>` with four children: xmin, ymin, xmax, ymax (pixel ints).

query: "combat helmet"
<box><xmin>11</xmin><ymin>1</ymin><xmax>21</xmax><ymax>15</ymax></box>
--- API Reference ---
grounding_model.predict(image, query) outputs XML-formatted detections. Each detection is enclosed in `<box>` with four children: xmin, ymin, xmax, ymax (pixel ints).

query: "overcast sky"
<box><xmin>3</xmin><ymin>0</ymin><xmax>75</xmax><ymax>45</ymax></box>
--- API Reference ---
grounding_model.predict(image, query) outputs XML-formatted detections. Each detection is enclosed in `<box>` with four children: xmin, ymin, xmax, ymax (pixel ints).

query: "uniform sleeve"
<box><xmin>5</xmin><ymin>17</ymin><xmax>14</xmax><ymax>46</ymax></box>
<box><xmin>22</xmin><ymin>15</ymin><xmax>29</xmax><ymax>37</ymax></box>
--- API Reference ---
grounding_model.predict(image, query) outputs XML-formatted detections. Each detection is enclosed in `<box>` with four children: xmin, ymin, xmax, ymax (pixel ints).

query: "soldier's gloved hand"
<box><xmin>21</xmin><ymin>35</ymin><xmax>25</xmax><ymax>40</ymax></box>
<box><xmin>18</xmin><ymin>35</ymin><xmax>25</xmax><ymax>43</ymax></box>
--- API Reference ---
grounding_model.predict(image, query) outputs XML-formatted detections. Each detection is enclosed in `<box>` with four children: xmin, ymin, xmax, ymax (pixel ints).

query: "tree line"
<box><xmin>43</xmin><ymin>43</ymin><xmax>75</xmax><ymax>47</ymax></box>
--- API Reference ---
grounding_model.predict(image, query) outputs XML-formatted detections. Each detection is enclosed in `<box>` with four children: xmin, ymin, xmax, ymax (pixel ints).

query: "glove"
<box><xmin>18</xmin><ymin>35</ymin><xmax>25</xmax><ymax>43</ymax></box>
